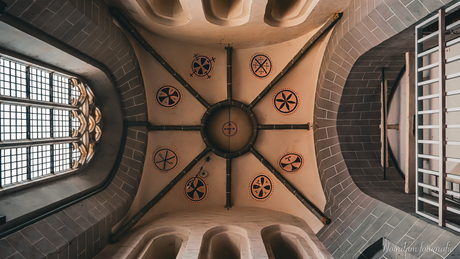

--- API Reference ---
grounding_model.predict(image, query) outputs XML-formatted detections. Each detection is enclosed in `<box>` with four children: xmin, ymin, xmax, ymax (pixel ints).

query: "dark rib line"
<box><xmin>226</xmin><ymin>158</ymin><xmax>232</xmax><ymax>209</ymax></box>
<box><xmin>110</xmin><ymin>7</ymin><xmax>210</xmax><ymax>109</ymax></box>
<box><xmin>110</xmin><ymin>148</ymin><xmax>210</xmax><ymax>242</ymax></box>
<box><xmin>249</xmin><ymin>12</ymin><xmax>343</xmax><ymax>109</ymax></box>
<box><xmin>148</xmin><ymin>125</ymin><xmax>201</xmax><ymax>131</ymax></box>
<box><xmin>250</xmin><ymin>148</ymin><xmax>331</xmax><ymax>225</ymax></box>
<box><xmin>258</xmin><ymin>123</ymin><xmax>310</xmax><ymax>130</ymax></box>
<box><xmin>226</xmin><ymin>45</ymin><xmax>233</xmax><ymax>100</ymax></box>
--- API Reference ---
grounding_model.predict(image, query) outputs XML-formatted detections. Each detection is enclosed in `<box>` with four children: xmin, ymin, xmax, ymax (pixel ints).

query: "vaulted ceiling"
<box><xmin>105</xmin><ymin>0</ymin><xmax>351</xmax><ymax>47</ymax></box>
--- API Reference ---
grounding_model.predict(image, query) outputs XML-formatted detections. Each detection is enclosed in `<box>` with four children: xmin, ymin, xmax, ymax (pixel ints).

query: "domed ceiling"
<box><xmin>105</xmin><ymin>0</ymin><xmax>350</xmax><ymax>235</ymax></box>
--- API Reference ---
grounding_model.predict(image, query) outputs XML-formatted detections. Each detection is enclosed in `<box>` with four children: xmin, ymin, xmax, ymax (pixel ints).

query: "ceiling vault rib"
<box><xmin>148</xmin><ymin>125</ymin><xmax>201</xmax><ymax>131</ymax></box>
<box><xmin>250</xmin><ymin>148</ymin><xmax>331</xmax><ymax>225</ymax></box>
<box><xmin>226</xmin><ymin>45</ymin><xmax>233</xmax><ymax>100</ymax></box>
<box><xmin>109</xmin><ymin>147</ymin><xmax>210</xmax><ymax>243</ymax></box>
<box><xmin>110</xmin><ymin>7</ymin><xmax>211</xmax><ymax>109</ymax></box>
<box><xmin>258</xmin><ymin>123</ymin><xmax>311</xmax><ymax>130</ymax></box>
<box><xmin>226</xmin><ymin>157</ymin><xmax>232</xmax><ymax>209</ymax></box>
<box><xmin>248</xmin><ymin>12</ymin><xmax>343</xmax><ymax>110</ymax></box>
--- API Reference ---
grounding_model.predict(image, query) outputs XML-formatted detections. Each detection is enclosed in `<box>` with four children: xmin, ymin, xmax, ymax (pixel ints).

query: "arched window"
<box><xmin>0</xmin><ymin>54</ymin><xmax>102</xmax><ymax>188</ymax></box>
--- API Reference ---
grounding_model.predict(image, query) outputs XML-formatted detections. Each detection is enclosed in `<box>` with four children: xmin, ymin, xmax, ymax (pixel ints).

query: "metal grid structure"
<box><xmin>30</xmin><ymin>107</ymin><xmax>51</xmax><ymax>139</ymax></box>
<box><xmin>54</xmin><ymin>143</ymin><xmax>71</xmax><ymax>173</ymax></box>
<box><xmin>0</xmin><ymin>147</ymin><xmax>27</xmax><ymax>186</ymax></box>
<box><xmin>0</xmin><ymin>104</ymin><xmax>27</xmax><ymax>141</ymax></box>
<box><xmin>29</xmin><ymin>67</ymin><xmax>50</xmax><ymax>102</ymax></box>
<box><xmin>30</xmin><ymin>145</ymin><xmax>52</xmax><ymax>178</ymax></box>
<box><xmin>415</xmin><ymin>2</ymin><xmax>460</xmax><ymax>232</ymax></box>
<box><xmin>53</xmin><ymin>74</ymin><xmax>70</xmax><ymax>105</ymax></box>
<box><xmin>0</xmin><ymin>55</ymin><xmax>86</xmax><ymax>188</ymax></box>
<box><xmin>53</xmin><ymin>109</ymin><xmax>70</xmax><ymax>138</ymax></box>
<box><xmin>0</xmin><ymin>58</ymin><xmax>26</xmax><ymax>98</ymax></box>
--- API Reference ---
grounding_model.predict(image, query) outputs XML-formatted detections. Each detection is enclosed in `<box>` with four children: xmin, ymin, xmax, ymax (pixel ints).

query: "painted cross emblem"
<box><xmin>156</xmin><ymin>85</ymin><xmax>181</xmax><ymax>108</ymax></box>
<box><xmin>251</xmin><ymin>54</ymin><xmax>272</xmax><ymax>78</ymax></box>
<box><xmin>250</xmin><ymin>174</ymin><xmax>273</xmax><ymax>201</ymax></box>
<box><xmin>279</xmin><ymin>153</ymin><xmax>303</xmax><ymax>172</ymax></box>
<box><xmin>274</xmin><ymin>89</ymin><xmax>299</xmax><ymax>114</ymax></box>
<box><xmin>153</xmin><ymin>148</ymin><xmax>178</xmax><ymax>171</ymax></box>
<box><xmin>191</xmin><ymin>55</ymin><xmax>214</xmax><ymax>78</ymax></box>
<box><xmin>185</xmin><ymin>177</ymin><xmax>208</xmax><ymax>202</ymax></box>
<box><xmin>222</xmin><ymin>121</ymin><xmax>237</xmax><ymax>137</ymax></box>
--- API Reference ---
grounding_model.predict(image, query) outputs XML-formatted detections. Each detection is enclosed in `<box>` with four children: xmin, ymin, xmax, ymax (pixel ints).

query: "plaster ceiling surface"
<box><xmin>104</xmin><ymin>0</ymin><xmax>350</xmax><ymax>48</ymax></box>
<box><xmin>117</xmin><ymin>20</ymin><xmax>333</xmax><ymax>235</ymax></box>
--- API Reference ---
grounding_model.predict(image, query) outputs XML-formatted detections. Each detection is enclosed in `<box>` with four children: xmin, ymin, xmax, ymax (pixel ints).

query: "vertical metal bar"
<box><xmin>0</xmin><ymin>149</ymin><xmax>2</xmax><ymax>188</ymax></box>
<box><xmin>438</xmin><ymin>8</ymin><xmax>447</xmax><ymax>227</ymax></box>
<box><xmin>25</xmin><ymin>66</ymin><xmax>30</xmax><ymax>99</ymax></box>
<box><xmin>415</xmin><ymin>24</ymin><xmax>424</xmax><ymax>214</ymax></box>
<box><xmin>226</xmin><ymin>45</ymin><xmax>233</xmax><ymax>100</ymax></box>
<box><xmin>49</xmin><ymin>73</ymin><xmax>54</xmax><ymax>173</ymax></box>
<box><xmin>381</xmin><ymin>67</ymin><xmax>387</xmax><ymax>180</ymax></box>
<box><xmin>26</xmin><ymin>66</ymin><xmax>31</xmax><ymax>180</ymax></box>
<box><xmin>226</xmin><ymin>157</ymin><xmax>232</xmax><ymax>209</ymax></box>
<box><xmin>68</xmin><ymin>79</ymin><xmax>73</xmax><ymax>169</ymax></box>
<box><xmin>405</xmin><ymin>52</ymin><xmax>416</xmax><ymax>194</ymax></box>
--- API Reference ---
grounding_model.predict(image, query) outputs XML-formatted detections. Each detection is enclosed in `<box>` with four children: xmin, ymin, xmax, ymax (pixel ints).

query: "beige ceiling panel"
<box><xmin>252</xmin><ymin>28</ymin><xmax>330</xmax><ymax>125</ymax></box>
<box><xmin>138</xmin><ymin>28</ymin><xmax>227</xmax><ymax>106</ymax></box>
<box><xmin>232</xmin><ymin>31</ymin><xmax>314</xmax><ymax>105</ymax></box>
<box><xmin>253</xmin><ymin>130</ymin><xmax>326</xmax><ymax>213</ymax></box>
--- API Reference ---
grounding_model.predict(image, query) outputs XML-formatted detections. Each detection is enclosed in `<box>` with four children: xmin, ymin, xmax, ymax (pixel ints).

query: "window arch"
<box><xmin>0</xmin><ymin>54</ymin><xmax>102</xmax><ymax>188</ymax></box>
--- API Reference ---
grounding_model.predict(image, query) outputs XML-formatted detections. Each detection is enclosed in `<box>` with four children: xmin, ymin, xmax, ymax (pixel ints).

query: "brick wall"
<box><xmin>0</xmin><ymin>0</ymin><xmax>147</xmax><ymax>258</ymax></box>
<box><xmin>338</xmin><ymin>39</ymin><xmax>414</xmax><ymax>212</ymax></box>
<box><xmin>313</xmin><ymin>0</ymin><xmax>460</xmax><ymax>258</ymax></box>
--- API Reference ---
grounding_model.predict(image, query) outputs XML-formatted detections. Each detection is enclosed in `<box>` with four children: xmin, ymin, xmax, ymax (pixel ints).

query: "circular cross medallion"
<box><xmin>202</xmin><ymin>100</ymin><xmax>258</xmax><ymax>158</ymax></box>
<box><xmin>279</xmin><ymin>153</ymin><xmax>303</xmax><ymax>173</ymax></box>
<box><xmin>156</xmin><ymin>85</ymin><xmax>181</xmax><ymax>108</ymax></box>
<box><xmin>153</xmin><ymin>148</ymin><xmax>178</xmax><ymax>171</ymax></box>
<box><xmin>185</xmin><ymin>177</ymin><xmax>208</xmax><ymax>202</ymax></box>
<box><xmin>250</xmin><ymin>174</ymin><xmax>273</xmax><ymax>201</ymax></box>
<box><xmin>251</xmin><ymin>54</ymin><xmax>272</xmax><ymax>78</ymax></box>
<box><xmin>222</xmin><ymin>121</ymin><xmax>237</xmax><ymax>137</ymax></box>
<box><xmin>274</xmin><ymin>89</ymin><xmax>299</xmax><ymax>114</ymax></box>
<box><xmin>191</xmin><ymin>55</ymin><xmax>213</xmax><ymax>77</ymax></box>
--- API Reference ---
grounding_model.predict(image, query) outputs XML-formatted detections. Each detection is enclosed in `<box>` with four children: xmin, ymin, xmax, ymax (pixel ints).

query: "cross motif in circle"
<box><xmin>251</xmin><ymin>54</ymin><xmax>272</xmax><ymax>78</ymax></box>
<box><xmin>153</xmin><ymin>148</ymin><xmax>178</xmax><ymax>171</ymax></box>
<box><xmin>251</xmin><ymin>174</ymin><xmax>273</xmax><ymax>200</ymax></box>
<box><xmin>274</xmin><ymin>89</ymin><xmax>299</xmax><ymax>114</ymax></box>
<box><xmin>156</xmin><ymin>85</ymin><xmax>181</xmax><ymax>108</ymax></box>
<box><xmin>279</xmin><ymin>153</ymin><xmax>303</xmax><ymax>172</ymax></box>
<box><xmin>185</xmin><ymin>177</ymin><xmax>208</xmax><ymax>202</ymax></box>
<box><xmin>222</xmin><ymin>121</ymin><xmax>237</xmax><ymax>137</ymax></box>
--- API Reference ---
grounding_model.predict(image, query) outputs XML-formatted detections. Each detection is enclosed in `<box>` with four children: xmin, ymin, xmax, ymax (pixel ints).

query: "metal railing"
<box><xmin>416</xmin><ymin>1</ymin><xmax>460</xmax><ymax>231</ymax></box>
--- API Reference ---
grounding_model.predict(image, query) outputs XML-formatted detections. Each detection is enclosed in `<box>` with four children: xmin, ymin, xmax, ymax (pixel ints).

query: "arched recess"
<box><xmin>198</xmin><ymin>225</ymin><xmax>251</xmax><ymax>259</ymax></box>
<box><xmin>261</xmin><ymin>224</ymin><xmax>320</xmax><ymax>259</ymax></box>
<box><xmin>313</xmin><ymin>0</ymin><xmax>460</xmax><ymax>258</ymax></box>
<box><xmin>137</xmin><ymin>0</ymin><xmax>192</xmax><ymax>26</ymax></box>
<box><xmin>264</xmin><ymin>0</ymin><xmax>319</xmax><ymax>27</ymax></box>
<box><xmin>123</xmin><ymin>227</ymin><xmax>189</xmax><ymax>259</ymax></box>
<box><xmin>201</xmin><ymin>0</ymin><xmax>251</xmax><ymax>26</ymax></box>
